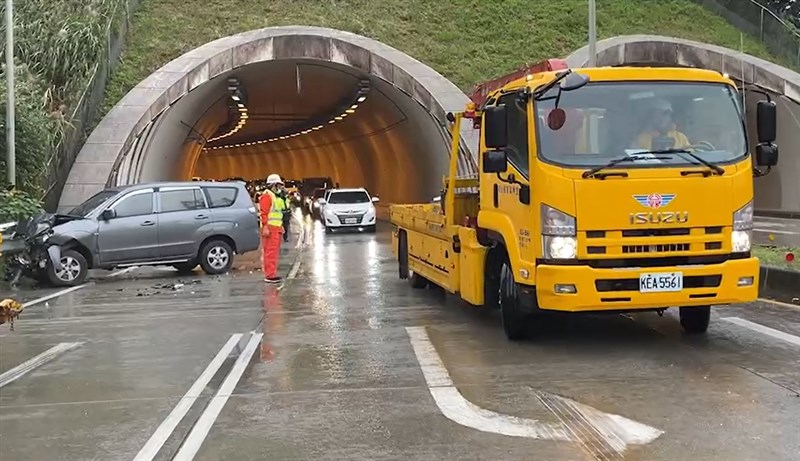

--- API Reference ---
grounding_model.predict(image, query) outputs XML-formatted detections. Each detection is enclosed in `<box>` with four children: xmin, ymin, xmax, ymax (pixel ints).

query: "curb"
<box><xmin>759</xmin><ymin>265</ymin><xmax>800</xmax><ymax>305</ymax></box>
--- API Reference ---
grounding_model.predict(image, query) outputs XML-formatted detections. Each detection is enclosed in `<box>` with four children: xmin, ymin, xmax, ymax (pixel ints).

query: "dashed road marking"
<box><xmin>405</xmin><ymin>326</ymin><xmax>663</xmax><ymax>458</ymax></box>
<box><xmin>0</xmin><ymin>342</ymin><xmax>83</xmax><ymax>388</ymax></box>
<box><xmin>721</xmin><ymin>317</ymin><xmax>800</xmax><ymax>347</ymax></box>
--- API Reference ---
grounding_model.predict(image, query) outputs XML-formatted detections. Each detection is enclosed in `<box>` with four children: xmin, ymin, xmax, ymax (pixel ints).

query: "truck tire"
<box><xmin>47</xmin><ymin>249</ymin><xmax>88</xmax><ymax>287</ymax></box>
<box><xmin>679</xmin><ymin>306</ymin><xmax>710</xmax><ymax>334</ymax></box>
<box><xmin>499</xmin><ymin>260</ymin><xmax>529</xmax><ymax>341</ymax></box>
<box><xmin>398</xmin><ymin>231</ymin><xmax>409</xmax><ymax>280</ymax></box>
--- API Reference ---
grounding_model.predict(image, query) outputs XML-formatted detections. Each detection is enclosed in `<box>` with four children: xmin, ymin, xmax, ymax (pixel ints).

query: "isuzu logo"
<box><xmin>630</xmin><ymin>211</ymin><xmax>689</xmax><ymax>224</ymax></box>
<box><xmin>630</xmin><ymin>193</ymin><xmax>688</xmax><ymax>224</ymax></box>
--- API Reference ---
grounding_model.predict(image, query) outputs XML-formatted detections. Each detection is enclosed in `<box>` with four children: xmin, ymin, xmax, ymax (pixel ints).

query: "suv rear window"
<box><xmin>203</xmin><ymin>186</ymin><xmax>238</xmax><ymax>208</ymax></box>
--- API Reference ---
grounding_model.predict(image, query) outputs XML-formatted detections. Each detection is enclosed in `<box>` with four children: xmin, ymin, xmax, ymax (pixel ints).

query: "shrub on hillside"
<box><xmin>0</xmin><ymin>188</ymin><xmax>42</xmax><ymax>223</ymax></box>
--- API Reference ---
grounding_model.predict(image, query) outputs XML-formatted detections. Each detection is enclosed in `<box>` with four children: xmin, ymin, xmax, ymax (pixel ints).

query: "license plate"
<box><xmin>343</xmin><ymin>218</ymin><xmax>358</xmax><ymax>224</ymax></box>
<box><xmin>639</xmin><ymin>272</ymin><xmax>683</xmax><ymax>293</ymax></box>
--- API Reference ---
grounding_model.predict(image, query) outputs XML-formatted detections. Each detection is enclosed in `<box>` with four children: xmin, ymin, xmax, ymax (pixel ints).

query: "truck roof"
<box><xmin>492</xmin><ymin>66</ymin><xmax>735</xmax><ymax>101</ymax></box>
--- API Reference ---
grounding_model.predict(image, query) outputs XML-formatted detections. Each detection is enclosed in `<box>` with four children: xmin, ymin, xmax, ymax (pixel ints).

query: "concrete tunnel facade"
<box><xmin>59</xmin><ymin>28</ymin><xmax>800</xmax><ymax>215</ymax></box>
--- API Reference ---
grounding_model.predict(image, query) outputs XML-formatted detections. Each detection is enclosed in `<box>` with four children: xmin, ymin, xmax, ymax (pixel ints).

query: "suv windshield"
<box><xmin>534</xmin><ymin>82</ymin><xmax>747</xmax><ymax>168</ymax></box>
<box><xmin>327</xmin><ymin>191</ymin><xmax>370</xmax><ymax>204</ymax></box>
<box><xmin>67</xmin><ymin>190</ymin><xmax>118</xmax><ymax>217</ymax></box>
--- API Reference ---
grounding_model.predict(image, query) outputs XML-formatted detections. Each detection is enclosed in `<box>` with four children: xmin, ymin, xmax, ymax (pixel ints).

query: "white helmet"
<box><xmin>266</xmin><ymin>174</ymin><xmax>283</xmax><ymax>185</ymax></box>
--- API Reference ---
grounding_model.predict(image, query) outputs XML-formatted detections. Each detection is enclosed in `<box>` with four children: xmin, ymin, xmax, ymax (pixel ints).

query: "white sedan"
<box><xmin>320</xmin><ymin>188</ymin><xmax>379</xmax><ymax>233</ymax></box>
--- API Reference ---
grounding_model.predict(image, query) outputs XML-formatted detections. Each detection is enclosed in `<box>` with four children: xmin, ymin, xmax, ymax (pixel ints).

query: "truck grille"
<box><xmin>581</xmin><ymin>227</ymin><xmax>727</xmax><ymax>257</ymax></box>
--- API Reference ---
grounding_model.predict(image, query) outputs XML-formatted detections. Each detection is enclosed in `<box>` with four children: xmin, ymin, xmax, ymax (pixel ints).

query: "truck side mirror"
<box><xmin>101</xmin><ymin>209</ymin><xmax>116</xmax><ymax>221</ymax></box>
<box><xmin>484</xmin><ymin>105</ymin><xmax>508</xmax><ymax>149</ymax></box>
<box><xmin>756</xmin><ymin>143</ymin><xmax>778</xmax><ymax>167</ymax></box>
<box><xmin>483</xmin><ymin>149</ymin><xmax>508</xmax><ymax>173</ymax></box>
<box><xmin>756</xmin><ymin>100</ymin><xmax>776</xmax><ymax>143</ymax></box>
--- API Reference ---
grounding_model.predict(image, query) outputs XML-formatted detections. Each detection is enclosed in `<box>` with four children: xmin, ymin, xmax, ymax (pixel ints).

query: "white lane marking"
<box><xmin>721</xmin><ymin>317</ymin><xmax>800</xmax><ymax>347</ymax></box>
<box><xmin>22</xmin><ymin>285</ymin><xmax>87</xmax><ymax>308</ymax></box>
<box><xmin>108</xmin><ymin>267</ymin><xmax>137</xmax><ymax>277</ymax></box>
<box><xmin>0</xmin><ymin>342</ymin><xmax>82</xmax><ymax>388</ymax></box>
<box><xmin>172</xmin><ymin>333</ymin><xmax>263</xmax><ymax>461</ymax></box>
<box><xmin>287</xmin><ymin>260</ymin><xmax>301</xmax><ymax>280</ymax></box>
<box><xmin>405</xmin><ymin>326</ymin><xmax>662</xmax><ymax>452</ymax></box>
<box><xmin>132</xmin><ymin>334</ymin><xmax>243</xmax><ymax>461</ymax></box>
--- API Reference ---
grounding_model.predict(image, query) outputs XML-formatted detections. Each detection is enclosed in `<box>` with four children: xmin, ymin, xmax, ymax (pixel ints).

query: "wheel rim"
<box><xmin>207</xmin><ymin>246</ymin><xmax>230</xmax><ymax>269</ymax></box>
<box><xmin>56</xmin><ymin>256</ymin><xmax>81</xmax><ymax>282</ymax></box>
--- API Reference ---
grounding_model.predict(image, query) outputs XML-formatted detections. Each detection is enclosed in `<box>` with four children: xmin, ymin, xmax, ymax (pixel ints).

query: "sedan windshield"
<box><xmin>67</xmin><ymin>190</ymin><xmax>118</xmax><ymax>217</ymax></box>
<box><xmin>534</xmin><ymin>82</ymin><xmax>747</xmax><ymax>168</ymax></box>
<box><xmin>327</xmin><ymin>191</ymin><xmax>370</xmax><ymax>204</ymax></box>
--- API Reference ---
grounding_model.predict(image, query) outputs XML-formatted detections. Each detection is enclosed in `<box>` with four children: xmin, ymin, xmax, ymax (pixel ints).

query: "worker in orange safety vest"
<box><xmin>259</xmin><ymin>174</ymin><xmax>287</xmax><ymax>283</ymax></box>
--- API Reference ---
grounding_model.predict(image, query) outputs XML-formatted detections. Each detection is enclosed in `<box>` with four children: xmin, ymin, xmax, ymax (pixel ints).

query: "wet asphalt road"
<box><xmin>1</xmin><ymin>220</ymin><xmax>799</xmax><ymax>461</ymax></box>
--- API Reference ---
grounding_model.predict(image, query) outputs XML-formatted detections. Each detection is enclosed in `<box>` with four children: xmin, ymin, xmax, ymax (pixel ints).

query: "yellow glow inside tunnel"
<box><xmin>160</xmin><ymin>59</ymin><xmax>449</xmax><ymax>206</ymax></box>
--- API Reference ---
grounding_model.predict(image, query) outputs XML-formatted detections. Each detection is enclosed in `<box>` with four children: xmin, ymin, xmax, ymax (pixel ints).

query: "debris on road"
<box><xmin>1</xmin><ymin>298</ymin><xmax>24</xmax><ymax>330</ymax></box>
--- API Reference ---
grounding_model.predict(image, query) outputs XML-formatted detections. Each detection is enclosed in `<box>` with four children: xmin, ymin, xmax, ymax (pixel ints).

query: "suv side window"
<box><xmin>113</xmin><ymin>191</ymin><xmax>154</xmax><ymax>218</ymax></box>
<box><xmin>497</xmin><ymin>92</ymin><xmax>530</xmax><ymax>177</ymax></box>
<box><xmin>160</xmin><ymin>189</ymin><xmax>206</xmax><ymax>213</ymax></box>
<box><xmin>203</xmin><ymin>186</ymin><xmax>238</xmax><ymax>208</ymax></box>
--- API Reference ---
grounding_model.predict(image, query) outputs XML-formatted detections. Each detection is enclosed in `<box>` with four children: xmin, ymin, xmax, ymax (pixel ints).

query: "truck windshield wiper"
<box><xmin>636</xmin><ymin>148</ymin><xmax>725</xmax><ymax>176</ymax></box>
<box><xmin>581</xmin><ymin>155</ymin><xmax>672</xmax><ymax>179</ymax></box>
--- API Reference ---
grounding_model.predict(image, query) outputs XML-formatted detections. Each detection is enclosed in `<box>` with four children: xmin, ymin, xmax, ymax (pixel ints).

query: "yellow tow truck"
<box><xmin>391</xmin><ymin>59</ymin><xmax>781</xmax><ymax>340</ymax></box>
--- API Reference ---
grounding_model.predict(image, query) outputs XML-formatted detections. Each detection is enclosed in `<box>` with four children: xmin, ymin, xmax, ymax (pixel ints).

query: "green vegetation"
<box><xmin>102</xmin><ymin>0</ymin><xmax>794</xmax><ymax>115</ymax></box>
<box><xmin>754</xmin><ymin>245</ymin><xmax>799</xmax><ymax>271</ymax></box>
<box><xmin>0</xmin><ymin>189</ymin><xmax>42</xmax><ymax>222</ymax></box>
<box><xmin>0</xmin><ymin>0</ymin><xmax>123</xmax><ymax>198</ymax></box>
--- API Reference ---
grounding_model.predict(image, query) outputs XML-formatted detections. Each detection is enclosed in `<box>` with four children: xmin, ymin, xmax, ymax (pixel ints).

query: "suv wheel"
<box><xmin>173</xmin><ymin>261</ymin><xmax>198</xmax><ymax>274</ymax></box>
<box><xmin>199</xmin><ymin>240</ymin><xmax>234</xmax><ymax>275</ymax></box>
<box><xmin>47</xmin><ymin>249</ymin><xmax>88</xmax><ymax>287</ymax></box>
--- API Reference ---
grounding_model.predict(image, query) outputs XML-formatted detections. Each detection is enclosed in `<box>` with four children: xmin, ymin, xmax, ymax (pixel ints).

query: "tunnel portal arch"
<box><xmin>58</xmin><ymin>26</ymin><xmax>479</xmax><ymax>212</ymax></box>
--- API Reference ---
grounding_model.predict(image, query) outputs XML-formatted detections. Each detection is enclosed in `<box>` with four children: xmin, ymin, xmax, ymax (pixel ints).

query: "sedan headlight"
<box><xmin>541</xmin><ymin>204</ymin><xmax>577</xmax><ymax>259</ymax></box>
<box><xmin>732</xmin><ymin>201</ymin><xmax>753</xmax><ymax>253</ymax></box>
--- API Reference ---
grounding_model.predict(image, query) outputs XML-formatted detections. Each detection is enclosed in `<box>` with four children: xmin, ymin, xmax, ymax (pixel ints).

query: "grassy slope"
<box><xmin>102</xmin><ymin>0</ymin><xmax>790</xmax><ymax>114</ymax></box>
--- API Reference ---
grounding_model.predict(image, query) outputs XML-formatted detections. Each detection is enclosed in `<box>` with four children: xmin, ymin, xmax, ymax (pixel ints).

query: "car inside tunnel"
<box><xmin>115</xmin><ymin>59</ymin><xmax>451</xmax><ymax>208</ymax></box>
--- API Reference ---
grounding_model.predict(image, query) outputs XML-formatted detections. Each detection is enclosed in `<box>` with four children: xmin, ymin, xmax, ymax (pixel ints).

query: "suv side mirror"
<box><xmin>756</xmin><ymin>100</ymin><xmax>777</xmax><ymax>143</ymax></box>
<box><xmin>484</xmin><ymin>105</ymin><xmax>508</xmax><ymax>149</ymax></box>
<box><xmin>483</xmin><ymin>149</ymin><xmax>508</xmax><ymax>173</ymax></box>
<box><xmin>756</xmin><ymin>143</ymin><xmax>779</xmax><ymax>167</ymax></box>
<box><xmin>101</xmin><ymin>209</ymin><xmax>116</xmax><ymax>221</ymax></box>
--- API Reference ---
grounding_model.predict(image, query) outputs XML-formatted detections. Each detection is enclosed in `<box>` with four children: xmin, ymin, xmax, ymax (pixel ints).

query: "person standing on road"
<box><xmin>259</xmin><ymin>174</ymin><xmax>286</xmax><ymax>283</ymax></box>
<box><xmin>279</xmin><ymin>186</ymin><xmax>292</xmax><ymax>243</ymax></box>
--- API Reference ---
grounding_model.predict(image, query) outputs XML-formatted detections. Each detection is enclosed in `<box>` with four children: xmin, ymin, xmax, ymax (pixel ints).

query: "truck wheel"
<box><xmin>47</xmin><ymin>249</ymin><xmax>88</xmax><ymax>287</ymax></box>
<box><xmin>409</xmin><ymin>270</ymin><xmax>428</xmax><ymax>289</ymax></box>
<box><xmin>499</xmin><ymin>261</ymin><xmax>529</xmax><ymax>341</ymax></box>
<box><xmin>679</xmin><ymin>306</ymin><xmax>710</xmax><ymax>334</ymax></box>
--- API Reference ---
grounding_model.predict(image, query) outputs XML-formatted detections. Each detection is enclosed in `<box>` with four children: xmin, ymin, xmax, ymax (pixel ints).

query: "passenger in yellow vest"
<box><xmin>634</xmin><ymin>99</ymin><xmax>691</xmax><ymax>151</ymax></box>
<box><xmin>258</xmin><ymin>174</ymin><xmax>287</xmax><ymax>283</ymax></box>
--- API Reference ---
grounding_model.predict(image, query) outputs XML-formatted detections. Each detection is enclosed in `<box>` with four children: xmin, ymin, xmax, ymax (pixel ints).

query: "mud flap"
<box><xmin>47</xmin><ymin>245</ymin><xmax>62</xmax><ymax>272</ymax></box>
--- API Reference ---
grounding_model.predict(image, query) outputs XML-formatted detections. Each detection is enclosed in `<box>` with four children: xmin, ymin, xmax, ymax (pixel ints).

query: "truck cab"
<box><xmin>391</xmin><ymin>62</ymin><xmax>781</xmax><ymax>341</ymax></box>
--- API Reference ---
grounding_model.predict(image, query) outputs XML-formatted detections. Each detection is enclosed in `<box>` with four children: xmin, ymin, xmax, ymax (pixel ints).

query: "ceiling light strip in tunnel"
<box><xmin>207</xmin><ymin>78</ymin><xmax>249</xmax><ymax>143</ymax></box>
<box><xmin>203</xmin><ymin>79</ymin><xmax>370</xmax><ymax>151</ymax></box>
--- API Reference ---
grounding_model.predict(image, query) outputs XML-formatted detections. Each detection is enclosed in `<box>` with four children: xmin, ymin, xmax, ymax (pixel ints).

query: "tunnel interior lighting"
<box><xmin>207</xmin><ymin>78</ymin><xmax>249</xmax><ymax>143</ymax></box>
<box><xmin>203</xmin><ymin>79</ymin><xmax>371</xmax><ymax>151</ymax></box>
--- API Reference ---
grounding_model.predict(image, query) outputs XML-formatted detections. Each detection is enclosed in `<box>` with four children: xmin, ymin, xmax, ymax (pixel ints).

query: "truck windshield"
<box><xmin>534</xmin><ymin>82</ymin><xmax>747</xmax><ymax>168</ymax></box>
<box><xmin>328</xmin><ymin>191</ymin><xmax>370</xmax><ymax>204</ymax></box>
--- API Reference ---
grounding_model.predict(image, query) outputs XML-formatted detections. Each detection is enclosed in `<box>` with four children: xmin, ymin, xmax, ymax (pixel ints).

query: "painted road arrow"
<box><xmin>406</xmin><ymin>326</ymin><xmax>663</xmax><ymax>460</ymax></box>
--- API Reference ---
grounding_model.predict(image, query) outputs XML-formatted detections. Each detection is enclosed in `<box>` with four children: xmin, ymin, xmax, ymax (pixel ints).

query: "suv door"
<box><xmin>97</xmin><ymin>189</ymin><xmax>158</xmax><ymax>264</ymax></box>
<box><xmin>156</xmin><ymin>186</ymin><xmax>210</xmax><ymax>259</ymax></box>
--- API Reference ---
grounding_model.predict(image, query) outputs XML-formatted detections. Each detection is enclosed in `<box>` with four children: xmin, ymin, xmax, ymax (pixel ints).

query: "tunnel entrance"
<box><xmin>119</xmin><ymin>59</ymin><xmax>451</xmax><ymax>207</ymax></box>
<box><xmin>58</xmin><ymin>26</ymin><xmax>478</xmax><ymax>213</ymax></box>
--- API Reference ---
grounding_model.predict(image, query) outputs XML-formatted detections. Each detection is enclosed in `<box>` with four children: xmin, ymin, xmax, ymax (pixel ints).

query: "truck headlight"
<box><xmin>732</xmin><ymin>201</ymin><xmax>753</xmax><ymax>253</ymax></box>
<box><xmin>542</xmin><ymin>204</ymin><xmax>577</xmax><ymax>259</ymax></box>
